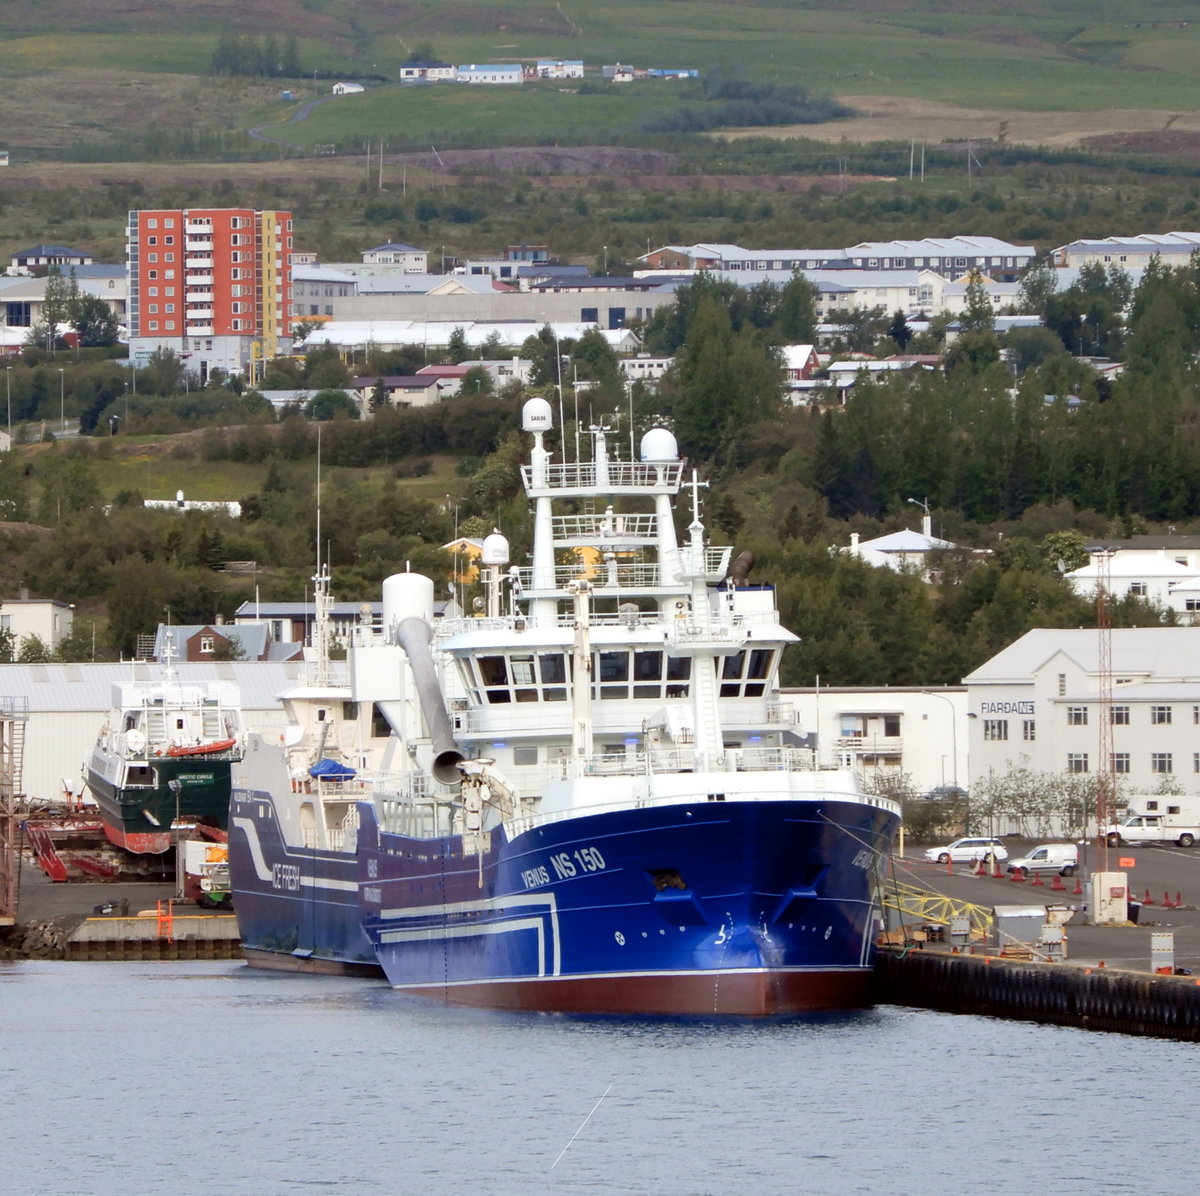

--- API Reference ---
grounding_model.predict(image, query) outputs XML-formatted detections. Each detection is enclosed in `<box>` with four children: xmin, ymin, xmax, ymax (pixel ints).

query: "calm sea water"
<box><xmin>0</xmin><ymin>960</ymin><xmax>1191</xmax><ymax>1196</ymax></box>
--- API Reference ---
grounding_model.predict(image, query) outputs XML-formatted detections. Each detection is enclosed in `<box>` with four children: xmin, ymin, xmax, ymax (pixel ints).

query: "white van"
<box><xmin>1006</xmin><ymin>843</ymin><xmax>1079</xmax><ymax>877</ymax></box>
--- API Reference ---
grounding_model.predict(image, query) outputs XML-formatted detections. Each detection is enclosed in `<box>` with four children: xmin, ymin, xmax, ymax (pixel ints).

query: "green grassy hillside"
<box><xmin>3</xmin><ymin>1</ymin><xmax>1200</xmax><ymax>156</ymax></box>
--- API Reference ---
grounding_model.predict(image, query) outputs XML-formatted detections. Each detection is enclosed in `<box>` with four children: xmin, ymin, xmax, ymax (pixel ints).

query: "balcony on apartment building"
<box><xmin>184</xmin><ymin>222</ymin><xmax>213</xmax><ymax>235</ymax></box>
<box><xmin>186</xmin><ymin>307</ymin><xmax>215</xmax><ymax>320</ymax></box>
<box><xmin>186</xmin><ymin>259</ymin><xmax>215</xmax><ymax>271</ymax></box>
<box><xmin>185</xmin><ymin>323</ymin><xmax>215</xmax><ymax>335</ymax></box>
<box><xmin>186</xmin><ymin>290</ymin><xmax>215</xmax><ymax>303</ymax></box>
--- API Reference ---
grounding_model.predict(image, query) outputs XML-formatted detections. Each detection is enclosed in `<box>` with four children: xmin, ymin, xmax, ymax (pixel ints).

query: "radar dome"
<box><xmin>640</xmin><ymin>427</ymin><xmax>679</xmax><ymax>462</ymax></box>
<box><xmin>522</xmin><ymin>397</ymin><xmax>554</xmax><ymax>432</ymax></box>
<box><xmin>481</xmin><ymin>530</ymin><xmax>510</xmax><ymax>566</ymax></box>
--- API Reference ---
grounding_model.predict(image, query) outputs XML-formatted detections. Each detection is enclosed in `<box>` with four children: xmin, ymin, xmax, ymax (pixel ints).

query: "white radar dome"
<box><xmin>639</xmin><ymin>427</ymin><xmax>679</xmax><ymax>462</ymax></box>
<box><xmin>522</xmin><ymin>397</ymin><xmax>554</xmax><ymax>432</ymax></box>
<box><xmin>382</xmin><ymin>572</ymin><xmax>435</xmax><ymax>627</ymax></box>
<box><xmin>481</xmin><ymin>530</ymin><xmax>510</xmax><ymax>566</ymax></box>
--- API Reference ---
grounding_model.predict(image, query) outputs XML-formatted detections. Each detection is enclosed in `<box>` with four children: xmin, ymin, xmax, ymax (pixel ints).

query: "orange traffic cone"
<box><xmin>1009</xmin><ymin>867</ymin><xmax>1026</xmax><ymax>882</ymax></box>
<box><xmin>1050</xmin><ymin>874</ymin><xmax>1065</xmax><ymax>891</ymax></box>
<box><xmin>1031</xmin><ymin>871</ymin><xmax>1045</xmax><ymax>887</ymax></box>
<box><xmin>1162</xmin><ymin>892</ymin><xmax>1175</xmax><ymax>909</ymax></box>
<box><xmin>1073</xmin><ymin>877</ymin><xmax>1083</xmax><ymax>896</ymax></box>
<box><xmin>1143</xmin><ymin>888</ymin><xmax>1155</xmax><ymax>906</ymax></box>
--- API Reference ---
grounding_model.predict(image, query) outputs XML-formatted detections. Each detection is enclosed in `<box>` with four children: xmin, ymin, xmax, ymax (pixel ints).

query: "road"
<box><xmin>247</xmin><ymin>96</ymin><xmax>336</xmax><ymax>148</ymax></box>
<box><xmin>893</xmin><ymin>839</ymin><xmax>1200</xmax><ymax>973</ymax></box>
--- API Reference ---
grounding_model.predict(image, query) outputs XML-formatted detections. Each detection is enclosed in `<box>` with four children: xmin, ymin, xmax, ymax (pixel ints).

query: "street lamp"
<box><xmin>4</xmin><ymin>365</ymin><xmax>11</xmax><ymax>443</ymax></box>
<box><xmin>58</xmin><ymin>368</ymin><xmax>65</xmax><ymax>431</ymax></box>
<box><xmin>922</xmin><ymin>689</ymin><xmax>959</xmax><ymax>792</ymax></box>
<box><xmin>906</xmin><ymin>495</ymin><xmax>931</xmax><ymax>535</ymax></box>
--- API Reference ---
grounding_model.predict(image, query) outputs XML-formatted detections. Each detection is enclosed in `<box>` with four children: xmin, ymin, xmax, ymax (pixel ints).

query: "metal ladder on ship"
<box><xmin>0</xmin><ymin>697</ymin><xmax>30</xmax><ymax>925</ymax></box>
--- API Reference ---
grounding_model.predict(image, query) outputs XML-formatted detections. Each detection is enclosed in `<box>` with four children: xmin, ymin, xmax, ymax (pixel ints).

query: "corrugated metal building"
<box><xmin>0</xmin><ymin>661</ymin><xmax>329</xmax><ymax>803</ymax></box>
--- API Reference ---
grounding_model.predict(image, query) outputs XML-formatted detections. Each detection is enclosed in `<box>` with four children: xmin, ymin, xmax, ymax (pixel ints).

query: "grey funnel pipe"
<box><xmin>395</xmin><ymin>616</ymin><xmax>466</xmax><ymax>784</ymax></box>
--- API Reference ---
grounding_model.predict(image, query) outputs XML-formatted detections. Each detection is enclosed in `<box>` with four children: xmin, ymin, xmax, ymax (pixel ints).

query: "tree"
<box><xmin>69</xmin><ymin>293</ymin><xmax>120</xmax><ymax>347</ymax></box>
<box><xmin>460</xmin><ymin>365</ymin><xmax>495</xmax><ymax>396</ymax></box>
<box><xmin>673</xmin><ymin>297</ymin><xmax>782</xmax><ymax>461</ymax></box>
<box><xmin>17</xmin><ymin>633</ymin><xmax>52</xmax><ymax>663</ymax></box>
<box><xmin>39</xmin><ymin>268</ymin><xmax>77</xmax><ymax>352</ymax></box>
<box><xmin>304</xmin><ymin>389</ymin><xmax>358</xmax><ymax>420</ymax></box>
<box><xmin>888</xmin><ymin>310</ymin><xmax>913</xmax><ymax>351</ymax></box>
<box><xmin>777</xmin><ymin>272</ymin><xmax>819</xmax><ymax>343</ymax></box>
<box><xmin>959</xmin><ymin>272</ymin><xmax>996</xmax><ymax>335</ymax></box>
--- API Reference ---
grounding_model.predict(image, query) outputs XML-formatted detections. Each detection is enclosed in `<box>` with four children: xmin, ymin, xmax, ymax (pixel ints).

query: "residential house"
<box><xmin>846</xmin><ymin>511</ymin><xmax>982</xmax><ymax>580</ymax></box>
<box><xmin>361</xmin><ymin>242</ymin><xmax>428</xmax><ymax>271</ymax></box>
<box><xmin>151</xmin><ymin>622</ymin><xmax>300</xmax><ymax>663</ymax></box>
<box><xmin>619</xmin><ymin>354</ymin><xmax>674</xmax><ymax>388</ymax></box>
<box><xmin>0</xmin><ymin>594</ymin><xmax>73</xmax><ymax>654</ymax></box>
<box><xmin>533</xmin><ymin>60</ymin><xmax>584</xmax><ymax>79</ymax></box>
<box><xmin>1065</xmin><ymin>536</ymin><xmax>1200</xmax><ymax>620</ymax></box>
<box><xmin>232</xmin><ymin>598</ymin><xmax>387</xmax><ymax>646</ymax></box>
<box><xmin>456</xmin><ymin>64</ymin><xmax>523</xmax><ymax>85</ymax></box>
<box><xmin>9</xmin><ymin>244</ymin><xmax>95</xmax><ymax>274</ymax></box>
<box><xmin>350</xmin><ymin>373</ymin><xmax>442</xmax><ymax>412</ymax></box>
<box><xmin>398</xmin><ymin>61</ymin><xmax>455</xmax><ymax>82</ymax></box>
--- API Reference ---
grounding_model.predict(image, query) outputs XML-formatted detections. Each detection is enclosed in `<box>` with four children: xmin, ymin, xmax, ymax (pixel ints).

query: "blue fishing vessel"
<box><xmin>231</xmin><ymin>400</ymin><xmax>899</xmax><ymax>1010</ymax></box>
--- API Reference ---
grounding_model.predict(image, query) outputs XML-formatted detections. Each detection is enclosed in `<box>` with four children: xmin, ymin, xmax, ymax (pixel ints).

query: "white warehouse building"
<box><xmin>964</xmin><ymin>628</ymin><xmax>1200</xmax><ymax>798</ymax></box>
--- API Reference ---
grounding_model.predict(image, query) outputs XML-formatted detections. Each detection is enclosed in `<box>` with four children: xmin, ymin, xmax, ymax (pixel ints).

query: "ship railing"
<box><xmin>521</xmin><ymin>461</ymin><xmax>683</xmax><ymax>493</ymax></box>
<box><xmin>545</xmin><ymin>745</ymin><xmax>844</xmax><ymax>781</ymax></box>
<box><xmin>551</xmin><ymin>512</ymin><xmax>659</xmax><ymax>540</ymax></box>
<box><xmin>433</xmin><ymin>607</ymin><xmax>788</xmax><ymax>640</ymax></box>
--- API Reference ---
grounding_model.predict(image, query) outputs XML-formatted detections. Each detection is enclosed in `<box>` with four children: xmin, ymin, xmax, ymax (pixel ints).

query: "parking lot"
<box><xmin>892</xmin><ymin>838</ymin><xmax>1200</xmax><ymax>973</ymax></box>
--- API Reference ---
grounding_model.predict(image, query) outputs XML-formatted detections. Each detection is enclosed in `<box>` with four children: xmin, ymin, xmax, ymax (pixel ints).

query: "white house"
<box><xmin>535</xmin><ymin>60</ymin><xmax>584</xmax><ymax>79</ymax></box>
<box><xmin>846</xmin><ymin>512</ymin><xmax>983</xmax><ymax>580</ymax></box>
<box><xmin>456</xmin><ymin>64</ymin><xmax>523</xmax><ymax>85</ymax></box>
<box><xmin>361</xmin><ymin>243</ymin><xmax>428</xmax><ymax>271</ymax></box>
<box><xmin>0</xmin><ymin>596</ymin><xmax>73</xmax><ymax>653</ymax></box>
<box><xmin>1065</xmin><ymin>537</ymin><xmax>1200</xmax><ymax>620</ymax></box>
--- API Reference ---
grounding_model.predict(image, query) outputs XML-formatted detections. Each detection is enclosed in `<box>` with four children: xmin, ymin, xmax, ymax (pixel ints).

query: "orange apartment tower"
<box><xmin>126</xmin><ymin>208</ymin><xmax>293</xmax><ymax>384</ymax></box>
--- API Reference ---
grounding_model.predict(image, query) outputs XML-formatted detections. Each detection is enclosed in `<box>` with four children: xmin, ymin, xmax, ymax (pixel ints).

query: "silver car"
<box><xmin>924</xmin><ymin>837</ymin><xmax>1009</xmax><ymax>864</ymax></box>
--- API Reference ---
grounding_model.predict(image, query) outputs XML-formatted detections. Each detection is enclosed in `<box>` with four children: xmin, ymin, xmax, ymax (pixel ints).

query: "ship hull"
<box><xmin>359</xmin><ymin>797</ymin><xmax>898</xmax><ymax>1016</ymax></box>
<box><xmin>86</xmin><ymin>754</ymin><xmax>236</xmax><ymax>855</ymax></box>
<box><xmin>226</xmin><ymin>788</ymin><xmax>383</xmax><ymax>977</ymax></box>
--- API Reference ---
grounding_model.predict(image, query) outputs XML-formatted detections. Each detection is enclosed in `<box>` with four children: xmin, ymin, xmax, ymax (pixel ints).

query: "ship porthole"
<box><xmin>614</xmin><ymin>931</ymin><xmax>625</xmax><ymax>946</ymax></box>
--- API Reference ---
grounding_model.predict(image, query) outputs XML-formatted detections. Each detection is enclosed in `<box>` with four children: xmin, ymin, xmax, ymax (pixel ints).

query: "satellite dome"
<box><xmin>481</xmin><ymin>530</ymin><xmax>510</xmax><ymax>566</ymax></box>
<box><xmin>522</xmin><ymin>397</ymin><xmax>554</xmax><ymax>432</ymax></box>
<box><xmin>639</xmin><ymin>427</ymin><xmax>679</xmax><ymax>462</ymax></box>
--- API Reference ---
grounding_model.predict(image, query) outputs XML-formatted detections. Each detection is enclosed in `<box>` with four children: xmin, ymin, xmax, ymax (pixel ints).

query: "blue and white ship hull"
<box><xmin>228</xmin><ymin>787</ymin><xmax>381</xmax><ymax>977</ymax></box>
<box><xmin>358</xmin><ymin>797</ymin><xmax>898</xmax><ymax>1015</ymax></box>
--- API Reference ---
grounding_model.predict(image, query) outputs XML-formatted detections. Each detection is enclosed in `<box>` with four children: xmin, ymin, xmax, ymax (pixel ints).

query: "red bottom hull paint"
<box><xmin>101</xmin><ymin>823</ymin><xmax>172</xmax><ymax>855</ymax></box>
<box><xmin>392</xmin><ymin>969</ymin><xmax>874</xmax><ymax>1017</ymax></box>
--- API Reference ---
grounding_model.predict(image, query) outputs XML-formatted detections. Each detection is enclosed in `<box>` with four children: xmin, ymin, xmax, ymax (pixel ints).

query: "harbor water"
<box><xmin>1</xmin><ymin>960</ymin><xmax>1192</xmax><ymax>1196</ymax></box>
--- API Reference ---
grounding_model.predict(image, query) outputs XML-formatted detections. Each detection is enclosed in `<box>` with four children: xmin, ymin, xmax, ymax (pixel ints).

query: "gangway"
<box><xmin>879</xmin><ymin>882</ymin><xmax>994</xmax><ymax>939</ymax></box>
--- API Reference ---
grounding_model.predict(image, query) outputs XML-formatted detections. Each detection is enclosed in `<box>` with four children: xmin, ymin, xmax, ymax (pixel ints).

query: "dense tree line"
<box><xmin>210</xmin><ymin>34</ymin><xmax>303</xmax><ymax>79</ymax></box>
<box><xmin>640</xmin><ymin>68</ymin><xmax>853</xmax><ymax>133</ymax></box>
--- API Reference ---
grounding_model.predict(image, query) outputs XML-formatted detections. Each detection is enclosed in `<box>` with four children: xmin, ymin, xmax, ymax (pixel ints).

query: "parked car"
<box><xmin>1006</xmin><ymin>843</ymin><xmax>1079</xmax><ymax>877</ymax></box>
<box><xmin>923</xmin><ymin>837</ymin><xmax>1009</xmax><ymax>864</ymax></box>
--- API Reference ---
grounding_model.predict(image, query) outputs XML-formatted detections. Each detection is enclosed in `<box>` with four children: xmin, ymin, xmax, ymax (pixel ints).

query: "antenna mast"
<box><xmin>1095</xmin><ymin>548</ymin><xmax>1114</xmax><ymax>872</ymax></box>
